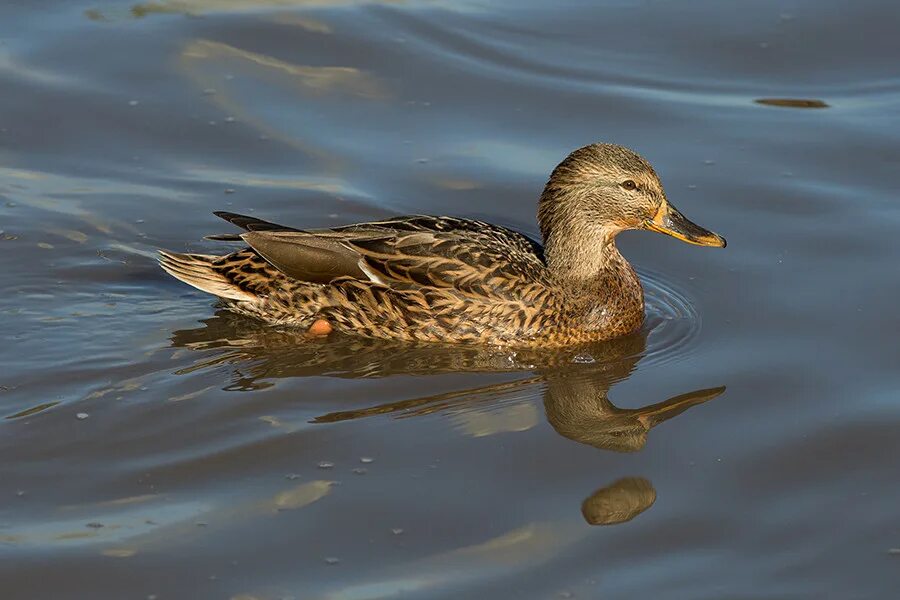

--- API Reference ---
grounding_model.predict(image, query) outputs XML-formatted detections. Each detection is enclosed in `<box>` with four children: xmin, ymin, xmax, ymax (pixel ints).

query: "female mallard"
<box><xmin>160</xmin><ymin>143</ymin><xmax>725</xmax><ymax>346</ymax></box>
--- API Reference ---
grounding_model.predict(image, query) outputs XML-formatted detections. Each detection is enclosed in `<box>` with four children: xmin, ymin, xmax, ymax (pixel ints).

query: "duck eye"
<box><xmin>621</xmin><ymin>180</ymin><xmax>638</xmax><ymax>191</ymax></box>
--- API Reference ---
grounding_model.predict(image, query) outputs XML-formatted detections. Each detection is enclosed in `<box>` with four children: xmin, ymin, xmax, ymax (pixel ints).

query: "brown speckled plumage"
<box><xmin>159</xmin><ymin>143</ymin><xmax>725</xmax><ymax>347</ymax></box>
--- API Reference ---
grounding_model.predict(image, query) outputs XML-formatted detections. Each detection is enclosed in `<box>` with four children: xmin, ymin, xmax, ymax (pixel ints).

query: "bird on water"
<box><xmin>159</xmin><ymin>143</ymin><xmax>725</xmax><ymax>346</ymax></box>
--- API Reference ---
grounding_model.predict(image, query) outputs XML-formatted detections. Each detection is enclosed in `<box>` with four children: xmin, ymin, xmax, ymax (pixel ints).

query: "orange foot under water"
<box><xmin>308</xmin><ymin>318</ymin><xmax>333</xmax><ymax>337</ymax></box>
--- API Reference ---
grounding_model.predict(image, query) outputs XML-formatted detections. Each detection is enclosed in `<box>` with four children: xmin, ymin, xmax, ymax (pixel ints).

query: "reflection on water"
<box><xmin>172</xmin><ymin>312</ymin><xmax>724</xmax><ymax>524</ymax></box>
<box><xmin>581</xmin><ymin>478</ymin><xmax>656</xmax><ymax>526</ymax></box>
<box><xmin>181</xmin><ymin>40</ymin><xmax>387</xmax><ymax>101</ymax></box>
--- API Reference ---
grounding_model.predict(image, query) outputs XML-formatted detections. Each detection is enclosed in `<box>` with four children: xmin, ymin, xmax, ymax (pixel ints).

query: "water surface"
<box><xmin>2</xmin><ymin>1</ymin><xmax>899</xmax><ymax>598</ymax></box>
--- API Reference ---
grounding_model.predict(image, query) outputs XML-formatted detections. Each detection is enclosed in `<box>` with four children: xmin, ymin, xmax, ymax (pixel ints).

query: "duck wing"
<box><xmin>219</xmin><ymin>213</ymin><xmax>547</xmax><ymax>293</ymax></box>
<box><xmin>339</xmin><ymin>219</ymin><xmax>547</xmax><ymax>294</ymax></box>
<box><xmin>205</xmin><ymin>211</ymin><xmax>302</xmax><ymax>241</ymax></box>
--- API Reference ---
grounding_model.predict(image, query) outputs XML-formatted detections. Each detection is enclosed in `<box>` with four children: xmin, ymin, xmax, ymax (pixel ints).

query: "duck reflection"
<box><xmin>171</xmin><ymin>310</ymin><xmax>724</xmax><ymax>526</ymax></box>
<box><xmin>582</xmin><ymin>477</ymin><xmax>657</xmax><ymax>526</ymax></box>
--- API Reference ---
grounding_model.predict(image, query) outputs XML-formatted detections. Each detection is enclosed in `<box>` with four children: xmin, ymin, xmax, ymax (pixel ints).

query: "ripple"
<box><xmin>637</xmin><ymin>267</ymin><xmax>702</xmax><ymax>368</ymax></box>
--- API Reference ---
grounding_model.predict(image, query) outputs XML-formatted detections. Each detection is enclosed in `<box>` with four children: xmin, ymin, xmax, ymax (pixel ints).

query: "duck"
<box><xmin>159</xmin><ymin>143</ymin><xmax>725</xmax><ymax>347</ymax></box>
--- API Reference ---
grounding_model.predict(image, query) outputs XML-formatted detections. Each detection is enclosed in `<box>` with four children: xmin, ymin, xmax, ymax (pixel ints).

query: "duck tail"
<box><xmin>158</xmin><ymin>250</ymin><xmax>257</xmax><ymax>302</ymax></box>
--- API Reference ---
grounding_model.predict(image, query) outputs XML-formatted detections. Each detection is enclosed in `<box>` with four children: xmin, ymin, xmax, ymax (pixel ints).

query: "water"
<box><xmin>1</xmin><ymin>0</ymin><xmax>899</xmax><ymax>598</ymax></box>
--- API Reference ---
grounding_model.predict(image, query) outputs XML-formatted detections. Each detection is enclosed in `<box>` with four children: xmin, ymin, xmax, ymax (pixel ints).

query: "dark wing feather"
<box><xmin>240</xmin><ymin>230</ymin><xmax>370</xmax><ymax>284</ymax></box>
<box><xmin>213</xmin><ymin>211</ymin><xmax>300</xmax><ymax>233</ymax></box>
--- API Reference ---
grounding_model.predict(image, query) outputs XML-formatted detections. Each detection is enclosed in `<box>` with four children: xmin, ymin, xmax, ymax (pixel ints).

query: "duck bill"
<box><xmin>645</xmin><ymin>199</ymin><xmax>726</xmax><ymax>247</ymax></box>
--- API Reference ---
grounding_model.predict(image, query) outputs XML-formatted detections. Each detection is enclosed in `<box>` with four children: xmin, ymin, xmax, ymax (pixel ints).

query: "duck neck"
<box><xmin>544</xmin><ymin>225</ymin><xmax>630</xmax><ymax>284</ymax></box>
<box><xmin>544</xmin><ymin>225</ymin><xmax>645</xmax><ymax>334</ymax></box>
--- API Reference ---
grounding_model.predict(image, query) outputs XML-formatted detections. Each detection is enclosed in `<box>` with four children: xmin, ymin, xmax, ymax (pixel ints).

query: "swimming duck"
<box><xmin>159</xmin><ymin>143</ymin><xmax>725</xmax><ymax>346</ymax></box>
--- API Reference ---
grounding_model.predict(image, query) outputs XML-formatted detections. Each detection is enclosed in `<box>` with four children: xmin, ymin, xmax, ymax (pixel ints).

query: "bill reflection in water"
<box><xmin>172</xmin><ymin>312</ymin><xmax>725</xmax><ymax>525</ymax></box>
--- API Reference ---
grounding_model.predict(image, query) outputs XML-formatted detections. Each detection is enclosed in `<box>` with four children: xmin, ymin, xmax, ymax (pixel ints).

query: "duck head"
<box><xmin>538</xmin><ymin>143</ymin><xmax>725</xmax><ymax>277</ymax></box>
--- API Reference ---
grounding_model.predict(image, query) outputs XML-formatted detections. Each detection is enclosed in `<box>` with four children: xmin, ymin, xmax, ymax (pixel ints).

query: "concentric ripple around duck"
<box><xmin>636</xmin><ymin>267</ymin><xmax>702</xmax><ymax>368</ymax></box>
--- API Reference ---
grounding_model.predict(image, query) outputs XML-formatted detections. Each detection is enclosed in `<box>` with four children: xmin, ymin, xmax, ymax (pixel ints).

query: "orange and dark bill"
<box><xmin>645</xmin><ymin>199</ymin><xmax>726</xmax><ymax>248</ymax></box>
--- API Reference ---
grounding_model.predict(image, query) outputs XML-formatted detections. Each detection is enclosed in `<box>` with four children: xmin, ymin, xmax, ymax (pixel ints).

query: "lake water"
<box><xmin>1</xmin><ymin>1</ymin><xmax>899</xmax><ymax>598</ymax></box>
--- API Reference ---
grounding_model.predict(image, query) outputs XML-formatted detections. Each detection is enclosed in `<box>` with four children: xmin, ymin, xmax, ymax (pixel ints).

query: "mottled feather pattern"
<box><xmin>159</xmin><ymin>212</ymin><xmax>639</xmax><ymax>346</ymax></box>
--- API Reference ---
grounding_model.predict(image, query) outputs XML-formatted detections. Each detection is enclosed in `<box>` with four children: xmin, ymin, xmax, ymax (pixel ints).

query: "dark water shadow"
<box><xmin>754</xmin><ymin>98</ymin><xmax>830</xmax><ymax>109</ymax></box>
<box><xmin>171</xmin><ymin>310</ymin><xmax>725</xmax><ymax>526</ymax></box>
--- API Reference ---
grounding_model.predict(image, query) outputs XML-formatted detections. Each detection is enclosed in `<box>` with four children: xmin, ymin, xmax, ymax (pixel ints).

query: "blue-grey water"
<box><xmin>1</xmin><ymin>1</ymin><xmax>899</xmax><ymax>598</ymax></box>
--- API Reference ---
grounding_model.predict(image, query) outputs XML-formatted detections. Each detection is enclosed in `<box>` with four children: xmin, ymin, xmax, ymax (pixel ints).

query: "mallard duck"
<box><xmin>160</xmin><ymin>143</ymin><xmax>725</xmax><ymax>346</ymax></box>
